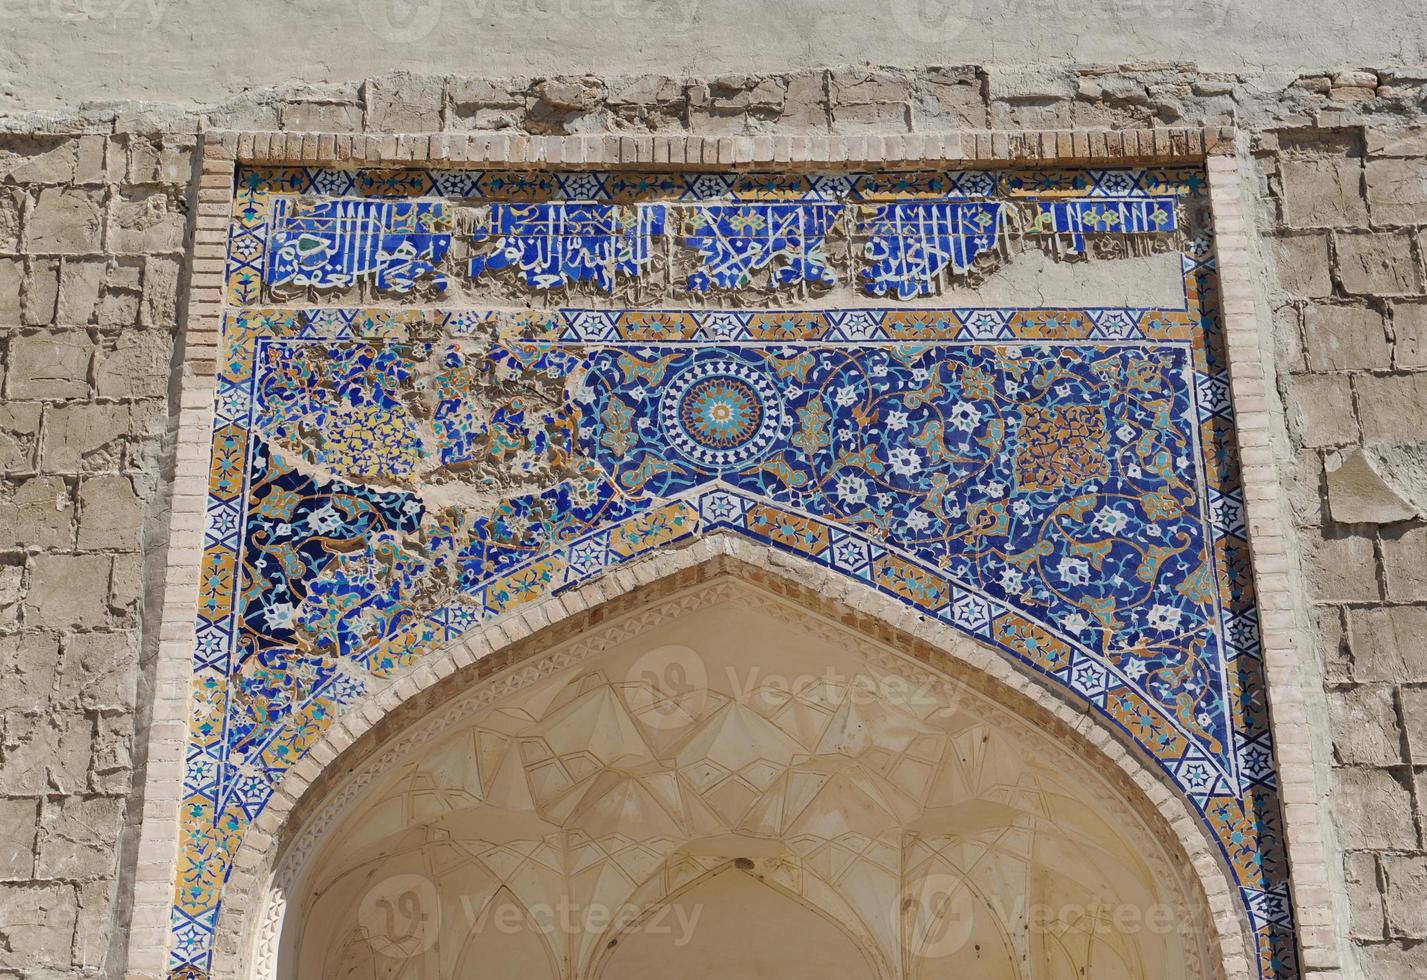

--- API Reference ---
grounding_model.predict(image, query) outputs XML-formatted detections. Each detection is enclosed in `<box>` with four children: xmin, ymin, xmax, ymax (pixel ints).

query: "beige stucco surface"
<box><xmin>2</xmin><ymin>0</ymin><xmax>1427</xmax><ymax>111</ymax></box>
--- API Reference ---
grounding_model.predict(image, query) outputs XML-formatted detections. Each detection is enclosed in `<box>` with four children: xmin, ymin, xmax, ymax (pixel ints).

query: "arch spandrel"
<box><xmin>256</xmin><ymin>569</ymin><xmax>1226</xmax><ymax>980</ymax></box>
<box><xmin>169</xmin><ymin>157</ymin><xmax>1291</xmax><ymax>980</ymax></box>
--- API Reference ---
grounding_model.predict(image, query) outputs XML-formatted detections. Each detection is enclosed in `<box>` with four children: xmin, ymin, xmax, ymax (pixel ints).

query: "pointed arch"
<box><xmin>451</xmin><ymin>887</ymin><xmax>562</xmax><ymax>980</ymax></box>
<box><xmin>208</xmin><ymin>533</ymin><xmax>1254</xmax><ymax>980</ymax></box>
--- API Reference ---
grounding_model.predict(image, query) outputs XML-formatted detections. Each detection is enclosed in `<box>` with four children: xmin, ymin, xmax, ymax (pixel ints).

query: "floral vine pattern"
<box><xmin>170</xmin><ymin>164</ymin><xmax>1295</xmax><ymax>980</ymax></box>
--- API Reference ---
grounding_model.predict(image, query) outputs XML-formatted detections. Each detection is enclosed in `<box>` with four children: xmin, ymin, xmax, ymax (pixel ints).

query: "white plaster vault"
<box><xmin>265</xmin><ymin>572</ymin><xmax>1222</xmax><ymax>980</ymax></box>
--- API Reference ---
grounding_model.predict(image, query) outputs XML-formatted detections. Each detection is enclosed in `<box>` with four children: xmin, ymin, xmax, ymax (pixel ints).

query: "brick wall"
<box><xmin>1</xmin><ymin>65</ymin><xmax>1426</xmax><ymax>977</ymax></box>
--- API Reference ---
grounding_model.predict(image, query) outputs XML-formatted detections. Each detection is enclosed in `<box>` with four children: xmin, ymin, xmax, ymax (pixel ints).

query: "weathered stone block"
<box><xmin>0</xmin><ymin>709</ymin><xmax>90</xmax><ymax>794</ymax></box>
<box><xmin>140</xmin><ymin>255</ymin><xmax>182</xmax><ymax>329</ymax></box>
<box><xmin>1367</xmin><ymin>157</ymin><xmax>1427</xmax><ymax>226</ymax></box>
<box><xmin>139</xmin><ymin>134</ymin><xmax>195</xmax><ymax>184</ymax></box>
<box><xmin>1286</xmin><ymin>374</ymin><xmax>1359</xmax><ymax>448</ymax></box>
<box><xmin>829</xmin><ymin>68</ymin><xmax>911</xmax><ymax>131</ymax></box>
<box><xmin>0</xmin><ymin>883</ymin><xmax>78</xmax><ymax>972</ymax></box>
<box><xmin>22</xmin><ymin>554</ymin><xmax>111</xmax><ymax>627</ymax></box>
<box><xmin>94</xmin><ymin>331</ymin><xmax>171</xmax><ymax>401</ymax></box>
<box><xmin>1281</xmin><ymin>153</ymin><xmax>1368</xmax><ymax>228</ymax></box>
<box><xmin>1345</xmin><ymin>850</ymin><xmax>1385</xmax><ymax>940</ymax></box>
<box><xmin>1287</xmin><ymin>448</ymin><xmax>1327</xmax><ymax>526</ymax></box>
<box><xmin>1305</xmin><ymin>532</ymin><xmax>1382</xmax><ymax>602</ymax></box>
<box><xmin>104</xmin><ymin>258</ymin><xmax>142</xmax><ymax>293</ymax></box>
<box><xmin>25</xmin><ymin>256</ymin><xmax>59</xmax><ymax>326</ymax></box>
<box><xmin>1071</xmin><ymin>79</ymin><xmax>1163</xmax><ymax>130</ymax></box>
<box><xmin>36</xmin><ymin>795</ymin><xmax>123</xmax><ymax>879</ymax></box>
<box><xmin>0</xmin><ymin>475</ymin><xmax>73</xmax><ymax>550</ymax></box>
<box><xmin>109</xmin><ymin>190</ymin><xmax>186</xmax><ymax>253</ymax></box>
<box><xmin>108</xmin><ymin>551</ymin><xmax>143</xmax><ymax>615</ymax></box>
<box><xmin>447</xmin><ymin>76</ymin><xmax>526</xmax><ymax>113</ymax></box>
<box><xmin>1367</xmin><ymin>126</ymin><xmax>1427</xmax><ymax>157</ymax></box>
<box><xmin>601</xmin><ymin>74</ymin><xmax>685</xmax><ymax>131</ymax></box>
<box><xmin>1382</xmin><ymin>524</ymin><xmax>1427</xmax><ymax>600</ymax></box>
<box><xmin>0</xmin><ymin>631</ymin><xmax>57</xmax><ymax>715</ymax></box>
<box><xmin>57</xmin><ymin>631</ymin><xmax>137</xmax><ymax>714</ymax></box>
<box><xmin>1305</xmin><ymin>304</ymin><xmax>1391</xmax><ymax>371</ymax></box>
<box><xmin>1349</xmin><ymin>605</ymin><xmax>1427</xmax><ymax>682</ymax></box>
<box><xmin>5</xmin><ymin>332</ymin><xmax>94</xmax><ymax>400</ymax></box>
<box><xmin>1382</xmin><ymin>855</ymin><xmax>1427</xmax><ymax>938</ymax></box>
<box><xmin>0</xmin><ymin>256</ymin><xmax>20</xmax><ymax>324</ymax></box>
<box><xmin>1329</xmin><ymin>685</ymin><xmax>1404</xmax><ymax>764</ymax></box>
<box><xmin>989</xmin><ymin>97</ymin><xmax>1075</xmax><ymax>130</ymax></box>
<box><xmin>1357</xmin><ymin>374</ymin><xmax>1427</xmax><ymax>444</ymax></box>
<box><xmin>0</xmin><ymin>187</ymin><xmax>24</xmax><ymax>252</ymax></box>
<box><xmin>1316</xmin><ymin>605</ymin><xmax>1350</xmax><ymax>686</ymax></box>
<box><xmin>685</xmin><ymin>75</ymin><xmax>779</xmax><ymax>134</ymax></box>
<box><xmin>0</xmin><ymin>136</ymin><xmax>76</xmax><ymax>184</ymax></box>
<box><xmin>40</xmin><ymin>402</ymin><xmax>134</xmax><ymax>472</ymax></box>
<box><xmin>27</xmin><ymin>187</ymin><xmax>103</xmax><ymax>253</ymax></box>
<box><xmin>1272</xmin><ymin>302</ymin><xmax>1307</xmax><ymax>376</ymax></box>
<box><xmin>99</xmin><ymin>285</ymin><xmax>141</xmax><ymax>328</ymax></box>
<box><xmin>1332</xmin><ymin>766</ymin><xmax>1418</xmax><ymax>849</ymax></box>
<box><xmin>913</xmin><ymin>66</ymin><xmax>985</xmax><ymax>128</ymax></box>
<box><xmin>74</xmin><ymin>135</ymin><xmax>105</xmax><ymax>185</ymax></box>
<box><xmin>75</xmin><ymin>474</ymin><xmax>141</xmax><ymax>551</ymax></box>
<box><xmin>1272</xmin><ymin>232</ymin><xmax>1333</xmax><ymax>298</ymax></box>
<box><xmin>365</xmin><ymin>73</ymin><xmax>445</xmax><ymax>132</ymax></box>
<box><xmin>73</xmin><ymin>879</ymin><xmax>113</xmax><ymax>969</ymax></box>
<box><xmin>125</xmin><ymin>134</ymin><xmax>161</xmax><ymax>184</ymax></box>
<box><xmin>1401</xmin><ymin>687</ymin><xmax>1427</xmax><ymax>766</ymax></box>
<box><xmin>0</xmin><ymin>562</ymin><xmax>21</xmax><ymax>629</ymax></box>
<box><xmin>203</xmin><ymin>98</ymin><xmax>281</xmax><ymax>133</ymax></box>
<box><xmin>1337</xmin><ymin>230</ymin><xmax>1423</xmax><ymax>295</ymax></box>
<box><xmin>1392</xmin><ymin>302</ymin><xmax>1427</xmax><ymax>369</ymax></box>
<box><xmin>0</xmin><ymin>403</ymin><xmax>41</xmax><ymax>470</ymax></box>
<box><xmin>0</xmin><ymin>798</ymin><xmax>37</xmax><ymax>879</ymax></box>
<box><xmin>280</xmin><ymin>100</ymin><xmax>363</xmax><ymax>132</ymax></box>
<box><xmin>983</xmin><ymin>65</ymin><xmax>1071</xmax><ymax>100</ymax></box>
<box><xmin>57</xmin><ymin>258</ymin><xmax>107</xmax><ymax>325</ymax></box>
<box><xmin>779</xmin><ymin>71</ymin><xmax>830</xmax><ymax>131</ymax></box>
<box><xmin>531</xmin><ymin>75</ymin><xmax>606</xmax><ymax>113</ymax></box>
<box><xmin>1326</xmin><ymin>449</ymin><xmax>1417</xmax><ymax>524</ymax></box>
<box><xmin>88</xmin><ymin>713</ymin><xmax>132</xmax><ymax>795</ymax></box>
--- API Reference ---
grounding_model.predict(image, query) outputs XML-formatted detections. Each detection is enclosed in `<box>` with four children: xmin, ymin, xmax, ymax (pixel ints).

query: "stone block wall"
<box><xmin>0</xmin><ymin>133</ymin><xmax>192</xmax><ymax>977</ymax></box>
<box><xmin>1</xmin><ymin>64</ymin><xmax>1427</xmax><ymax>977</ymax></box>
<box><xmin>1265</xmin><ymin>124</ymin><xmax>1427</xmax><ymax>976</ymax></box>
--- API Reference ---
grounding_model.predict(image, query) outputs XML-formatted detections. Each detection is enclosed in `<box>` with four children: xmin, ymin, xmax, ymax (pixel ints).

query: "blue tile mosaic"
<box><xmin>171</xmin><ymin>164</ymin><xmax>1298</xmax><ymax>980</ymax></box>
<box><xmin>265</xmin><ymin>198</ymin><xmax>452</xmax><ymax>292</ymax></box>
<box><xmin>469</xmin><ymin>202</ymin><xmax>667</xmax><ymax>290</ymax></box>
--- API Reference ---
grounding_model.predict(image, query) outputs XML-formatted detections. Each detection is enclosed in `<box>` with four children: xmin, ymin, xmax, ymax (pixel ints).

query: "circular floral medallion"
<box><xmin>682</xmin><ymin>377</ymin><xmax>762</xmax><ymax>448</ymax></box>
<box><xmin>660</xmin><ymin>358</ymin><xmax>785</xmax><ymax>471</ymax></box>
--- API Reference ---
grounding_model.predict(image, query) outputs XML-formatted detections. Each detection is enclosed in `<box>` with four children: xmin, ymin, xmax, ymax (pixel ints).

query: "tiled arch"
<box><xmin>207</xmin><ymin>538</ymin><xmax>1252</xmax><ymax>980</ymax></box>
<box><xmin>124</xmin><ymin>128</ymin><xmax>1340</xmax><ymax>980</ymax></box>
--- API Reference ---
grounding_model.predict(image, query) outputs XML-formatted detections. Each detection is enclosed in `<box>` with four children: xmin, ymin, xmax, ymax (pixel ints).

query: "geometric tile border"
<box><xmin>124</xmin><ymin>127</ymin><xmax>1340</xmax><ymax>980</ymax></box>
